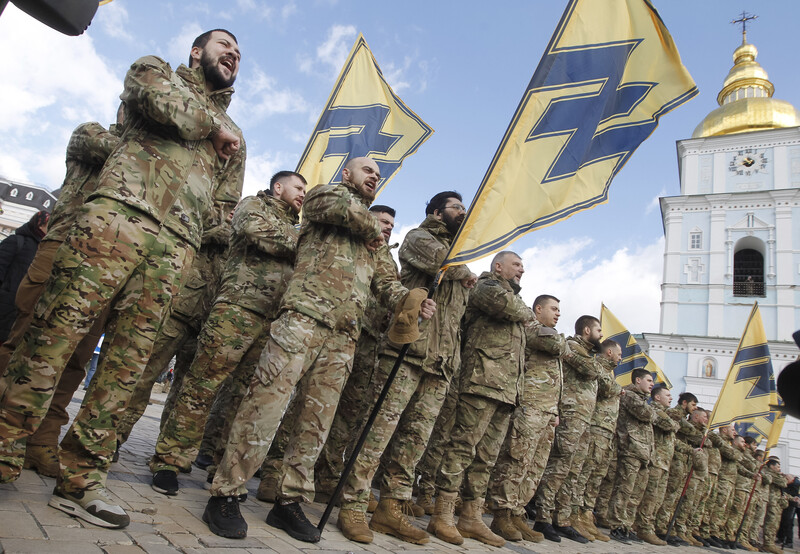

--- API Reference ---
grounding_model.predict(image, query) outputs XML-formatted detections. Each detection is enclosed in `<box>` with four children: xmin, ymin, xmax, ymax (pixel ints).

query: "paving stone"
<box><xmin>0</xmin><ymin>538</ymin><xmax>104</xmax><ymax>553</ymax></box>
<box><xmin>101</xmin><ymin>545</ymin><xmax>148</xmax><ymax>554</ymax></box>
<box><xmin>43</xmin><ymin>525</ymin><xmax>133</xmax><ymax>544</ymax></box>
<box><xmin>0</xmin><ymin>509</ymin><xmax>46</xmax><ymax>539</ymax></box>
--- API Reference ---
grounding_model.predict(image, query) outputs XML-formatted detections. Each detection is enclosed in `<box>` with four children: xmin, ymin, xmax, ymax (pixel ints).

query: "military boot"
<box><xmin>337</xmin><ymin>508</ymin><xmax>373</xmax><ymax>543</ymax></box>
<box><xmin>369</xmin><ymin>498</ymin><xmax>429</xmax><ymax>545</ymax></box>
<box><xmin>489</xmin><ymin>509</ymin><xmax>522</xmax><ymax>541</ymax></box>
<box><xmin>23</xmin><ymin>444</ymin><xmax>60</xmax><ymax>478</ymax></box>
<box><xmin>580</xmin><ymin>510</ymin><xmax>601</xmax><ymax>537</ymax></box>
<box><xmin>762</xmin><ymin>544</ymin><xmax>783</xmax><ymax>554</ymax></box>
<box><xmin>457</xmin><ymin>499</ymin><xmax>505</xmax><ymax>547</ymax></box>
<box><xmin>367</xmin><ymin>490</ymin><xmax>378</xmax><ymax>513</ymax></box>
<box><xmin>256</xmin><ymin>475</ymin><xmax>278</xmax><ymax>503</ymax></box>
<box><xmin>638</xmin><ymin>532</ymin><xmax>668</xmax><ymax>546</ymax></box>
<box><xmin>427</xmin><ymin>490</ymin><xmax>463</xmax><ymax>545</ymax></box>
<box><xmin>678</xmin><ymin>532</ymin><xmax>701</xmax><ymax>547</ymax></box>
<box><xmin>739</xmin><ymin>538</ymin><xmax>759</xmax><ymax>552</ymax></box>
<box><xmin>570</xmin><ymin>514</ymin><xmax>595</xmax><ymax>542</ymax></box>
<box><xmin>414</xmin><ymin>491</ymin><xmax>435</xmax><ymax>516</ymax></box>
<box><xmin>510</xmin><ymin>514</ymin><xmax>543</xmax><ymax>542</ymax></box>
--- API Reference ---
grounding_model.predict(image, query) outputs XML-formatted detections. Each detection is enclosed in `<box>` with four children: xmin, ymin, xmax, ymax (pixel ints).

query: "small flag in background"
<box><xmin>296</xmin><ymin>34</ymin><xmax>433</xmax><ymax>197</ymax></box>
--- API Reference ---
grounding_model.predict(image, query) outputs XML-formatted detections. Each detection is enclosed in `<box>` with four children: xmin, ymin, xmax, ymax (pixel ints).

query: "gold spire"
<box><xmin>692</xmin><ymin>14</ymin><xmax>800</xmax><ymax>138</ymax></box>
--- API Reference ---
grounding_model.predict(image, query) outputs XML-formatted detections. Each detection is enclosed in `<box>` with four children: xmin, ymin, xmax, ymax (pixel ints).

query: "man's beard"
<box><xmin>442</xmin><ymin>212</ymin><xmax>463</xmax><ymax>235</ymax></box>
<box><xmin>200</xmin><ymin>51</ymin><xmax>235</xmax><ymax>90</ymax></box>
<box><xmin>589</xmin><ymin>335</ymin><xmax>602</xmax><ymax>348</ymax></box>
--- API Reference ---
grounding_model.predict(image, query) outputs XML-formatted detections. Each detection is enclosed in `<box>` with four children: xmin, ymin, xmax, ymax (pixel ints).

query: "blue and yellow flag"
<box><xmin>733</xmin><ymin>396</ymin><xmax>785</xmax><ymax>452</ymax></box>
<box><xmin>600</xmin><ymin>304</ymin><xmax>672</xmax><ymax>388</ymax></box>
<box><xmin>442</xmin><ymin>0</ymin><xmax>697</xmax><ymax>268</ymax></box>
<box><xmin>296</xmin><ymin>34</ymin><xmax>433</xmax><ymax>196</ymax></box>
<box><xmin>709</xmin><ymin>303</ymin><xmax>777</xmax><ymax>430</ymax></box>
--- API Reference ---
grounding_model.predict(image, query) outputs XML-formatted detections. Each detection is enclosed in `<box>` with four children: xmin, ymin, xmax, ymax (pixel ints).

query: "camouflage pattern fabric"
<box><xmin>743</xmin><ymin>464</ymin><xmax>770</xmax><ymax>544</ymax></box>
<box><xmin>707</xmin><ymin>432</ymin><xmax>740</xmax><ymax>538</ymax></box>
<box><xmin>636</xmin><ymin>465</ymin><xmax>669</xmax><ymax>534</ymax></box>
<box><xmin>725</xmin><ymin>448</ymin><xmax>759</xmax><ymax>539</ymax></box>
<box><xmin>763</xmin><ymin>467</ymin><xmax>789</xmax><ymax>545</ymax></box>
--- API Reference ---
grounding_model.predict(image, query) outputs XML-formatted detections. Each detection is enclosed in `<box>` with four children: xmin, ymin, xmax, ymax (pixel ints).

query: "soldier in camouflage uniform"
<box><xmin>671</xmin><ymin>407</ymin><xmax>709</xmax><ymax>546</ymax></box>
<box><xmin>250</xmin><ymin>205</ymin><xmax>397</xmax><ymax>503</ymax></box>
<box><xmin>149</xmin><ymin>172</ymin><xmax>305</xmax><ymax>493</ymax></box>
<box><xmin>725</xmin><ymin>435</ymin><xmax>760</xmax><ymax>545</ymax></box>
<box><xmin>634</xmin><ymin>385</ymin><xmax>679</xmax><ymax>545</ymax></box>
<box><xmin>485</xmin><ymin>294</ymin><xmax>564</xmax><ymax>544</ymax></box>
<box><xmin>762</xmin><ymin>458</ymin><xmax>794</xmax><ymax>554</ymax></box>
<box><xmin>425</xmin><ymin>252</ymin><xmax>530</xmax><ymax>548</ymax></box>
<box><xmin>335</xmin><ymin>192</ymin><xmax>474</xmax><ymax>546</ymax></box>
<box><xmin>0</xmin><ymin>30</ymin><xmax>244</xmax><ymax>529</ymax></box>
<box><xmin>204</xmin><ymin>158</ymin><xmax>432</xmax><ymax>544</ymax></box>
<box><xmin>741</xmin><ymin>450</ymin><xmax>770</xmax><ymax>551</ymax></box>
<box><xmin>568</xmin><ymin>339</ymin><xmax>622</xmax><ymax>543</ymax></box>
<box><xmin>116</xmin><ymin>194</ymin><xmax>236</xmax><ymax>447</ymax></box>
<box><xmin>533</xmin><ymin>315</ymin><xmax>603</xmax><ymax>543</ymax></box>
<box><xmin>707</xmin><ymin>423</ymin><xmax>741</xmax><ymax>546</ymax></box>
<box><xmin>606</xmin><ymin>368</ymin><xmax>655</xmax><ymax>543</ymax></box>
<box><xmin>696</xmin><ymin>425</ymin><xmax>727</xmax><ymax>544</ymax></box>
<box><xmin>0</xmin><ymin>119</ymin><xmax>121</xmax><ymax>478</ymax></box>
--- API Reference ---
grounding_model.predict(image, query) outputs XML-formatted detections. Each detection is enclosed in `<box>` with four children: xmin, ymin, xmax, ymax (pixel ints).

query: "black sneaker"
<box><xmin>533</xmin><ymin>521</ymin><xmax>561</xmax><ymax>542</ymax></box>
<box><xmin>266</xmin><ymin>502</ymin><xmax>321</xmax><ymax>543</ymax></box>
<box><xmin>667</xmin><ymin>535</ymin><xmax>689</xmax><ymax>547</ymax></box>
<box><xmin>610</xmin><ymin>527</ymin><xmax>631</xmax><ymax>544</ymax></box>
<box><xmin>554</xmin><ymin>524</ymin><xmax>589</xmax><ymax>544</ymax></box>
<box><xmin>627</xmin><ymin>530</ymin><xmax>643</xmax><ymax>543</ymax></box>
<box><xmin>151</xmin><ymin>469</ymin><xmax>179</xmax><ymax>496</ymax></box>
<box><xmin>194</xmin><ymin>453</ymin><xmax>213</xmax><ymax>470</ymax></box>
<box><xmin>707</xmin><ymin>536</ymin><xmax>724</xmax><ymax>548</ymax></box>
<box><xmin>694</xmin><ymin>534</ymin><xmax>710</xmax><ymax>547</ymax></box>
<box><xmin>203</xmin><ymin>496</ymin><xmax>247</xmax><ymax>539</ymax></box>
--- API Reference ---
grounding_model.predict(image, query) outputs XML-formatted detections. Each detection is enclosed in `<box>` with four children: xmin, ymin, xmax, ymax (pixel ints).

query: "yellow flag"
<box><xmin>442</xmin><ymin>0</ymin><xmax>696</xmax><ymax>268</ymax></box>
<box><xmin>709</xmin><ymin>303</ymin><xmax>777</xmax><ymax>430</ymax></box>
<box><xmin>600</xmin><ymin>304</ymin><xmax>672</xmax><ymax>388</ymax></box>
<box><xmin>296</xmin><ymin>34</ymin><xmax>433</xmax><ymax>196</ymax></box>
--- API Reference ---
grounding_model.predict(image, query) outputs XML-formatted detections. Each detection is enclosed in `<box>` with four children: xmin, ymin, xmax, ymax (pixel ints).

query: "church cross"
<box><xmin>731</xmin><ymin>11</ymin><xmax>758</xmax><ymax>42</ymax></box>
<box><xmin>684</xmin><ymin>258</ymin><xmax>704</xmax><ymax>283</ymax></box>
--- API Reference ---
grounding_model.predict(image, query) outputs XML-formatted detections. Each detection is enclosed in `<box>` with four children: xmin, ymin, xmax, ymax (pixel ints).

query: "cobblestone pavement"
<box><xmin>1</xmin><ymin>388</ymin><xmax>797</xmax><ymax>553</ymax></box>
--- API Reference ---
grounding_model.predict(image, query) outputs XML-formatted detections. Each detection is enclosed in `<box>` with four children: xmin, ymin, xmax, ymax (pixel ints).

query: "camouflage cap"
<box><xmin>388</xmin><ymin>287</ymin><xmax>428</xmax><ymax>344</ymax></box>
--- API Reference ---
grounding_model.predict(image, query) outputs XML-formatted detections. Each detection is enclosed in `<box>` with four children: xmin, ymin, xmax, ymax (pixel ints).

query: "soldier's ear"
<box><xmin>189</xmin><ymin>46</ymin><xmax>202</xmax><ymax>68</ymax></box>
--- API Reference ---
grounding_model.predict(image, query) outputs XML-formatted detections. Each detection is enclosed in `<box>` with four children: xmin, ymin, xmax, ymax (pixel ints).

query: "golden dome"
<box><xmin>692</xmin><ymin>37</ymin><xmax>800</xmax><ymax>138</ymax></box>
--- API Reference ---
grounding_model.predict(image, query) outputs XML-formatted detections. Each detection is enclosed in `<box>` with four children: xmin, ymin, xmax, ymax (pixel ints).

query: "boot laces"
<box><xmin>391</xmin><ymin>501</ymin><xmax>414</xmax><ymax>528</ymax></box>
<box><xmin>220</xmin><ymin>497</ymin><xmax>242</xmax><ymax>519</ymax></box>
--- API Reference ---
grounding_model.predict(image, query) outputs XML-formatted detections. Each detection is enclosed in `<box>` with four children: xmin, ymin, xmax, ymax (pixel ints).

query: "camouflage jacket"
<box><xmin>687</xmin><ymin>420</ymin><xmax>709</xmax><ymax>478</ymax></box>
<box><xmin>279</xmin><ymin>182</ymin><xmax>406</xmax><ymax>340</ymax></box>
<box><xmin>360</xmin><ymin>245</ymin><xmax>397</xmax><ymax>340</ymax></box>
<box><xmin>651</xmin><ymin>402</ymin><xmax>681</xmax><ymax>471</ymax></box>
<box><xmin>522</xmin><ymin>318</ymin><xmax>566</xmax><ymax>416</ymax></box>
<box><xmin>169</xmin><ymin>238</ymin><xmax>227</xmax><ymax>327</ymax></box>
<box><xmin>767</xmin><ymin>467</ymin><xmax>789</xmax><ymax>508</ymax></box>
<box><xmin>735</xmin><ymin>448</ymin><xmax>758</xmax><ymax>491</ymax></box>
<box><xmin>704</xmin><ymin>432</ymin><xmax>723</xmax><ymax>476</ymax></box>
<box><xmin>214</xmin><ymin>193</ymin><xmax>298</xmax><ymax>318</ymax></box>
<box><xmin>560</xmin><ymin>335</ymin><xmax>602</xmax><ymax>423</ymax></box>
<box><xmin>459</xmin><ymin>271</ymin><xmax>532</xmax><ymax>406</ymax></box>
<box><xmin>615</xmin><ymin>384</ymin><xmax>656</xmax><ymax>462</ymax></box>
<box><xmin>590</xmin><ymin>356</ymin><xmax>622</xmax><ymax>433</ymax></box>
<box><xmin>714</xmin><ymin>433</ymin><xmax>742</xmax><ymax>484</ymax></box>
<box><xmin>93</xmin><ymin>57</ymin><xmax>245</xmax><ymax>250</ymax></box>
<box><xmin>46</xmin><ymin>122</ymin><xmax>120</xmax><ymax>243</ymax></box>
<box><xmin>384</xmin><ymin>215</ymin><xmax>472</xmax><ymax>380</ymax></box>
<box><xmin>754</xmin><ymin>463</ymin><xmax>771</xmax><ymax>499</ymax></box>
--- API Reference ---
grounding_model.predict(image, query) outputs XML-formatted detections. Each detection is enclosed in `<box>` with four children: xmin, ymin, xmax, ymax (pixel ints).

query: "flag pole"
<box><xmin>664</xmin><ymin>432</ymin><xmax>706</xmax><ymax>542</ymax></box>
<box><xmin>318</xmin><ymin>270</ymin><xmax>445</xmax><ymax>532</ymax></box>
<box><xmin>734</xmin><ymin>462</ymin><xmax>764</xmax><ymax>544</ymax></box>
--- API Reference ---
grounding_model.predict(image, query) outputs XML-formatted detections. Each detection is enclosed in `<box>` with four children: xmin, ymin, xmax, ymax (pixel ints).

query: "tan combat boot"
<box><xmin>510</xmin><ymin>514</ymin><xmax>543</xmax><ymax>542</ymax></box>
<box><xmin>367</xmin><ymin>490</ymin><xmax>378</xmax><ymax>513</ymax></box>
<box><xmin>404</xmin><ymin>499</ymin><xmax>425</xmax><ymax>518</ymax></box>
<box><xmin>739</xmin><ymin>538</ymin><xmax>758</xmax><ymax>552</ymax></box>
<box><xmin>580</xmin><ymin>510</ymin><xmax>600</xmax><ymax>537</ymax></box>
<box><xmin>426</xmin><ymin>490</ymin><xmax>463</xmax><ymax>545</ymax></box>
<box><xmin>457</xmin><ymin>499</ymin><xmax>506</xmax><ymax>547</ymax></box>
<box><xmin>414</xmin><ymin>491</ymin><xmax>435</xmax><ymax>516</ymax></box>
<box><xmin>23</xmin><ymin>444</ymin><xmax>59</xmax><ymax>478</ymax></box>
<box><xmin>762</xmin><ymin>544</ymin><xmax>783</xmax><ymax>554</ymax></box>
<box><xmin>638</xmin><ymin>532</ymin><xmax>668</xmax><ymax>546</ymax></box>
<box><xmin>570</xmin><ymin>514</ymin><xmax>596</xmax><ymax>542</ymax></box>
<box><xmin>489</xmin><ymin>508</ymin><xmax>522</xmax><ymax>541</ymax></box>
<box><xmin>256</xmin><ymin>474</ymin><xmax>278</xmax><ymax>503</ymax></box>
<box><xmin>679</xmin><ymin>532</ymin><xmax>702</xmax><ymax>547</ymax></box>
<box><xmin>369</xmin><ymin>497</ymin><xmax>429</xmax><ymax>544</ymax></box>
<box><xmin>337</xmin><ymin>508</ymin><xmax>373</xmax><ymax>543</ymax></box>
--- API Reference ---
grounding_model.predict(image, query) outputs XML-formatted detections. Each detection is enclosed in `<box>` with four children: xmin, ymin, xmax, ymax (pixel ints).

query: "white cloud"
<box><xmin>645</xmin><ymin>187</ymin><xmax>667</xmax><ymax>215</ymax></box>
<box><xmin>281</xmin><ymin>1</ymin><xmax>298</xmax><ymax>19</ymax></box>
<box><xmin>242</xmin><ymin>151</ymin><xmax>296</xmax><ymax>197</ymax></box>
<box><xmin>383</xmin><ymin>57</ymin><xmax>412</xmax><ymax>93</ymax></box>
<box><xmin>229</xmin><ymin>68</ymin><xmax>309</xmax><ymax>122</ymax></box>
<box><xmin>94</xmin><ymin>2</ymin><xmax>133</xmax><ymax>42</ymax></box>
<box><xmin>166</xmin><ymin>22</ymin><xmax>204</xmax><ymax>65</ymax></box>
<box><xmin>300</xmin><ymin>24</ymin><xmax>356</xmax><ymax>77</ymax></box>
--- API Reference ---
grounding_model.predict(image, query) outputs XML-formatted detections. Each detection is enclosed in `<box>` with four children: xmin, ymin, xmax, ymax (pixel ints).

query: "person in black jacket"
<box><xmin>0</xmin><ymin>211</ymin><xmax>49</xmax><ymax>341</ymax></box>
<box><xmin>778</xmin><ymin>474</ymin><xmax>800</xmax><ymax>548</ymax></box>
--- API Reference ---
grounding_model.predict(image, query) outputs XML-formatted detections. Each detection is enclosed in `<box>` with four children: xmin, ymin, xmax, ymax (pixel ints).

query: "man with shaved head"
<box><xmin>202</xmin><ymin>157</ymin><xmax>435</xmax><ymax>543</ymax></box>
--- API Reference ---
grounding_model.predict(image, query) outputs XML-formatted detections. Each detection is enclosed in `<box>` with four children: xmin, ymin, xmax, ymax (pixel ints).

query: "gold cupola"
<box><xmin>692</xmin><ymin>33</ymin><xmax>800</xmax><ymax>138</ymax></box>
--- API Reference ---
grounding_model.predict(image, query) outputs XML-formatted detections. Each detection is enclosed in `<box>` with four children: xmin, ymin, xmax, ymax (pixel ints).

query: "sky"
<box><xmin>1</xmin><ymin>0</ymin><xmax>799</xmax><ymax>337</ymax></box>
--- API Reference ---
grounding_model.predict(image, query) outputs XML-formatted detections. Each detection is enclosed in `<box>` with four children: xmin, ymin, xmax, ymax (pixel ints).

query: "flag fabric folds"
<box><xmin>733</xmin><ymin>396</ymin><xmax>785</xmax><ymax>452</ymax></box>
<box><xmin>295</xmin><ymin>34</ymin><xmax>433</xmax><ymax>196</ymax></box>
<box><xmin>600</xmin><ymin>304</ymin><xmax>672</xmax><ymax>388</ymax></box>
<box><xmin>442</xmin><ymin>0</ymin><xmax>697</xmax><ymax>269</ymax></box>
<box><xmin>709</xmin><ymin>303</ymin><xmax>777</xmax><ymax>431</ymax></box>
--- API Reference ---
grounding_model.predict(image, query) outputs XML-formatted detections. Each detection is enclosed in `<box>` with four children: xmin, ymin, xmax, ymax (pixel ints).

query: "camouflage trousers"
<box><xmin>698</xmin><ymin>473</ymin><xmax>719</xmax><ymax>537</ymax></box>
<box><xmin>158</xmin><ymin>334</ymin><xmax>199</xmax><ymax>429</ymax></box>
<box><xmin>415</xmin><ymin>370</ymin><xmax>460</xmax><ymax>497</ymax></box>
<box><xmin>116</xmin><ymin>313</ymin><xmax>198</xmax><ymax>444</ymax></box>
<box><xmin>674</xmin><ymin>471</ymin><xmax>706</xmax><ymax>536</ymax></box>
<box><xmin>340</xmin><ymin>355</ymin><xmax>448</xmax><ymax>512</ymax></box>
<box><xmin>150</xmin><ymin>301</ymin><xmax>269</xmax><ymax>473</ymax></box>
<box><xmin>0</xmin><ymin>239</ymin><xmax>104</xmax><ymax>450</ymax></box>
<box><xmin>635</xmin><ymin>465</ymin><xmax>669</xmax><ymax>534</ymax></box>
<box><xmin>314</xmin><ymin>333</ymin><xmax>382</xmax><ymax>493</ymax></box>
<box><xmin>257</xmin><ymin>376</ymin><xmax>304</xmax><ymax>485</ymax></box>
<box><xmin>573</xmin><ymin>426</ymin><xmax>614</xmax><ymax>513</ymax></box>
<box><xmin>764</xmin><ymin>499</ymin><xmax>786</xmax><ymax>545</ymax></box>
<box><xmin>533</xmin><ymin>413</ymin><xmax>589</xmax><ymax>523</ymax></box>
<box><xmin>743</xmin><ymin>488</ymin><xmax>768</xmax><ymax>544</ymax></box>
<box><xmin>435</xmin><ymin>393</ymin><xmax>512</xmax><ymax>501</ymax></box>
<box><xmin>0</xmin><ymin>197</ymin><xmax>190</xmax><ymax>490</ymax></box>
<box><xmin>607</xmin><ymin>454</ymin><xmax>649</xmax><ymax>529</ymax></box>
<box><xmin>487</xmin><ymin>403</ymin><xmax>557</xmax><ymax>516</ymax></box>
<box><xmin>210</xmin><ymin>311</ymin><xmax>354</xmax><ymax>502</ymax></box>
<box><xmin>594</xmin><ymin>439</ymin><xmax>618</xmax><ymax>520</ymax></box>
<box><xmin>691</xmin><ymin>471</ymin><xmax>717</xmax><ymax>534</ymax></box>
<box><xmin>725</xmin><ymin>487</ymin><xmax>751</xmax><ymax>540</ymax></box>
<box><xmin>554</xmin><ymin>424</ymin><xmax>592</xmax><ymax>523</ymax></box>
<box><xmin>708</xmin><ymin>476</ymin><xmax>736</xmax><ymax>538</ymax></box>
<box><xmin>655</xmin><ymin>452</ymin><xmax>690</xmax><ymax>534</ymax></box>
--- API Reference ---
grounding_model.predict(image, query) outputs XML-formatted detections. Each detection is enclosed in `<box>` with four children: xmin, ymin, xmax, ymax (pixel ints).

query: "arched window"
<box><xmin>733</xmin><ymin>248</ymin><xmax>764</xmax><ymax>297</ymax></box>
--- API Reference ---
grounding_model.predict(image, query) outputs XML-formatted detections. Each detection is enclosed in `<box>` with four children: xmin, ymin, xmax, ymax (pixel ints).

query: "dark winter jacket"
<box><xmin>0</xmin><ymin>221</ymin><xmax>45</xmax><ymax>340</ymax></box>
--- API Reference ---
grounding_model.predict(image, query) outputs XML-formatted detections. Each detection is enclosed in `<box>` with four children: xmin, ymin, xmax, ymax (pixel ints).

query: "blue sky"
<box><xmin>1</xmin><ymin>0</ymin><xmax>798</xmax><ymax>335</ymax></box>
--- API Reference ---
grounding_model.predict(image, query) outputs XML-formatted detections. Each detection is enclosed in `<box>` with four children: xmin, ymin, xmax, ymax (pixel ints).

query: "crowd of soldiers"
<box><xmin>0</xmin><ymin>27</ymin><xmax>797</xmax><ymax>552</ymax></box>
